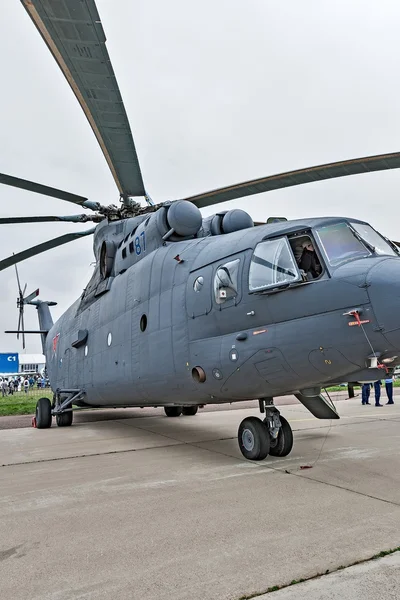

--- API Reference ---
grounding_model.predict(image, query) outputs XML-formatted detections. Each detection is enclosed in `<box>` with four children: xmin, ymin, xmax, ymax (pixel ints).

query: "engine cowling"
<box><xmin>200</xmin><ymin>209</ymin><xmax>254</xmax><ymax>237</ymax></box>
<box><xmin>155</xmin><ymin>201</ymin><xmax>203</xmax><ymax>240</ymax></box>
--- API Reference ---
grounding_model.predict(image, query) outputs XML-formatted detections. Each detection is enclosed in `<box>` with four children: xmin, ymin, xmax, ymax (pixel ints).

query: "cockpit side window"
<box><xmin>214</xmin><ymin>259</ymin><xmax>240</xmax><ymax>304</ymax></box>
<box><xmin>249</xmin><ymin>238</ymin><xmax>300</xmax><ymax>292</ymax></box>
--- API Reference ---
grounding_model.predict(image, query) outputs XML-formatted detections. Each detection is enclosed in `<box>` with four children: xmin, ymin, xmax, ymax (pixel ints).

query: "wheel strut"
<box><xmin>52</xmin><ymin>388</ymin><xmax>85</xmax><ymax>427</ymax></box>
<box><xmin>260</xmin><ymin>397</ymin><xmax>293</xmax><ymax>458</ymax></box>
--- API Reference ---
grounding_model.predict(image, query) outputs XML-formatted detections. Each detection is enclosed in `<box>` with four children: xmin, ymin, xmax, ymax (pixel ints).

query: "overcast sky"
<box><xmin>1</xmin><ymin>0</ymin><xmax>400</xmax><ymax>354</ymax></box>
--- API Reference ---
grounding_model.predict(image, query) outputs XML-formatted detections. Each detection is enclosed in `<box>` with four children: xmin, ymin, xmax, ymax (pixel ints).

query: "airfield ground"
<box><xmin>0</xmin><ymin>395</ymin><xmax>399</xmax><ymax>600</ymax></box>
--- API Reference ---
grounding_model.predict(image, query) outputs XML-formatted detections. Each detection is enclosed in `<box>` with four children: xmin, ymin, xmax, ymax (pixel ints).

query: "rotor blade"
<box><xmin>21</xmin><ymin>0</ymin><xmax>146</xmax><ymax>199</ymax></box>
<box><xmin>0</xmin><ymin>228</ymin><xmax>95</xmax><ymax>272</ymax></box>
<box><xmin>5</xmin><ymin>330</ymin><xmax>49</xmax><ymax>334</ymax></box>
<box><xmin>179</xmin><ymin>151</ymin><xmax>400</xmax><ymax>209</ymax></box>
<box><xmin>22</xmin><ymin>283</ymin><xmax>27</xmax><ymax>297</ymax></box>
<box><xmin>14</xmin><ymin>263</ymin><xmax>23</xmax><ymax>295</ymax></box>
<box><xmin>24</xmin><ymin>289</ymin><xmax>40</xmax><ymax>304</ymax></box>
<box><xmin>0</xmin><ymin>214</ymin><xmax>104</xmax><ymax>224</ymax></box>
<box><xmin>0</xmin><ymin>173</ymin><xmax>89</xmax><ymax>206</ymax></box>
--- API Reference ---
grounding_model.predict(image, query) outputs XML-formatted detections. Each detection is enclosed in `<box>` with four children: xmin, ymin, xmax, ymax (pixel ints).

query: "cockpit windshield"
<box><xmin>315</xmin><ymin>221</ymin><xmax>397</xmax><ymax>267</ymax></box>
<box><xmin>350</xmin><ymin>222</ymin><xmax>397</xmax><ymax>257</ymax></box>
<box><xmin>315</xmin><ymin>222</ymin><xmax>370</xmax><ymax>266</ymax></box>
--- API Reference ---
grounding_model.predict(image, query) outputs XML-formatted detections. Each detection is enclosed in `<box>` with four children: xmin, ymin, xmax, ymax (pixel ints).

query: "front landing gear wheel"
<box><xmin>182</xmin><ymin>406</ymin><xmax>198</xmax><ymax>416</ymax></box>
<box><xmin>268</xmin><ymin>415</ymin><xmax>293</xmax><ymax>457</ymax></box>
<box><xmin>238</xmin><ymin>417</ymin><xmax>270</xmax><ymax>461</ymax></box>
<box><xmin>164</xmin><ymin>406</ymin><xmax>182</xmax><ymax>417</ymax></box>
<box><xmin>56</xmin><ymin>411</ymin><xmax>73</xmax><ymax>427</ymax></box>
<box><xmin>36</xmin><ymin>397</ymin><xmax>52</xmax><ymax>429</ymax></box>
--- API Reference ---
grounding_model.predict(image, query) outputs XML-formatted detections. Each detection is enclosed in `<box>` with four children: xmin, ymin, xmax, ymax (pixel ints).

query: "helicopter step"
<box><xmin>238</xmin><ymin>398</ymin><xmax>293</xmax><ymax>461</ymax></box>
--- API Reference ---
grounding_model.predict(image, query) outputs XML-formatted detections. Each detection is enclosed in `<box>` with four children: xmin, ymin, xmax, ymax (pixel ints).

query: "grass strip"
<box><xmin>0</xmin><ymin>393</ymin><xmax>51</xmax><ymax>416</ymax></box>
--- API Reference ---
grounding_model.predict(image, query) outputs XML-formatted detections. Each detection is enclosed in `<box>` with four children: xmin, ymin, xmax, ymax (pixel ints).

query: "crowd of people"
<box><xmin>0</xmin><ymin>374</ymin><xmax>49</xmax><ymax>397</ymax></box>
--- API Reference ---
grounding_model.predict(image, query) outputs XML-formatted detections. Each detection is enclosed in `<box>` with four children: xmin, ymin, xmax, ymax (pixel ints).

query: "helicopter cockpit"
<box><xmin>248</xmin><ymin>220</ymin><xmax>399</xmax><ymax>293</ymax></box>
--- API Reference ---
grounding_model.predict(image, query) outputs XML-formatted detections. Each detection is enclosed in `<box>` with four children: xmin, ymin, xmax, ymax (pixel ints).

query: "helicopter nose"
<box><xmin>367</xmin><ymin>258</ymin><xmax>400</xmax><ymax>348</ymax></box>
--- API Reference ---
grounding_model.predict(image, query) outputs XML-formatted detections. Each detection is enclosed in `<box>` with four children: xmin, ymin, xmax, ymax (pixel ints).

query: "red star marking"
<box><xmin>52</xmin><ymin>333</ymin><xmax>60</xmax><ymax>353</ymax></box>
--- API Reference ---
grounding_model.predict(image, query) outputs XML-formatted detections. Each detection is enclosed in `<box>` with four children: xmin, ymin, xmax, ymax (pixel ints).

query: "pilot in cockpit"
<box><xmin>298</xmin><ymin>240</ymin><xmax>321</xmax><ymax>279</ymax></box>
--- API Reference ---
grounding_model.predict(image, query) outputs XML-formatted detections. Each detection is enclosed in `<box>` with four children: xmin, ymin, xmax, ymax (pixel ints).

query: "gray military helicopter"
<box><xmin>2</xmin><ymin>0</ymin><xmax>400</xmax><ymax>461</ymax></box>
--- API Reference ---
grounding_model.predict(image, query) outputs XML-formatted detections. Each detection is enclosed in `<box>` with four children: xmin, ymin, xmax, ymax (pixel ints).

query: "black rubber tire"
<box><xmin>182</xmin><ymin>406</ymin><xmax>198</xmax><ymax>416</ymax></box>
<box><xmin>56</xmin><ymin>411</ymin><xmax>73</xmax><ymax>427</ymax></box>
<box><xmin>36</xmin><ymin>397</ymin><xmax>52</xmax><ymax>429</ymax></box>
<box><xmin>268</xmin><ymin>415</ymin><xmax>293</xmax><ymax>457</ymax></box>
<box><xmin>164</xmin><ymin>406</ymin><xmax>182</xmax><ymax>417</ymax></box>
<box><xmin>238</xmin><ymin>416</ymin><xmax>270</xmax><ymax>461</ymax></box>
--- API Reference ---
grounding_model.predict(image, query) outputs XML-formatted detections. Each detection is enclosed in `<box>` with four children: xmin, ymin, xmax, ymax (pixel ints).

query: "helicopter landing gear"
<box><xmin>164</xmin><ymin>406</ymin><xmax>182</xmax><ymax>417</ymax></box>
<box><xmin>52</xmin><ymin>388</ymin><xmax>84</xmax><ymax>427</ymax></box>
<box><xmin>35</xmin><ymin>397</ymin><xmax>52</xmax><ymax>429</ymax></box>
<box><xmin>182</xmin><ymin>406</ymin><xmax>198</xmax><ymax>416</ymax></box>
<box><xmin>56</xmin><ymin>411</ymin><xmax>73</xmax><ymax>427</ymax></box>
<box><xmin>238</xmin><ymin>416</ymin><xmax>270</xmax><ymax>460</ymax></box>
<box><xmin>266</xmin><ymin>415</ymin><xmax>293</xmax><ymax>457</ymax></box>
<box><xmin>261</xmin><ymin>397</ymin><xmax>293</xmax><ymax>458</ymax></box>
<box><xmin>237</xmin><ymin>398</ymin><xmax>294</xmax><ymax>461</ymax></box>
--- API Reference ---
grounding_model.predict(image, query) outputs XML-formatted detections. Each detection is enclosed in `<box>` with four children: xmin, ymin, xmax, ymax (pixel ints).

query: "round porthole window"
<box><xmin>107</xmin><ymin>333</ymin><xmax>112</xmax><ymax>346</ymax></box>
<box><xmin>193</xmin><ymin>276</ymin><xmax>204</xmax><ymax>292</ymax></box>
<box><xmin>84</xmin><ymin>345</ymin><xmax>88</xmax><ymax>356</ymax></box>
<box><xmin>140</xmin><ymin>314</ymin><xmax>147</xmax><ymax>332</ymax></box>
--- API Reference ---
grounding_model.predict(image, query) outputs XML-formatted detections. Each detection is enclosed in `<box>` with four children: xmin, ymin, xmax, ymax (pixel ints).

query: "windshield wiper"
<box><xmin>351</xmin><ymin>230</ymin><xmax>375</xmax><ymax>253</ymax></box>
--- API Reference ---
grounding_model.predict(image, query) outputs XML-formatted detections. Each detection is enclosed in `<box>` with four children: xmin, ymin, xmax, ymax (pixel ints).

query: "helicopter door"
<box><xmin>62</xmin><ymin>347</ymin><xmax>71</xmax><ymax>388</ymax></box>
<box><xmin>186</xmin><ymin>266</ymin><xmax>213</xmax><ymax>317</ymax></box>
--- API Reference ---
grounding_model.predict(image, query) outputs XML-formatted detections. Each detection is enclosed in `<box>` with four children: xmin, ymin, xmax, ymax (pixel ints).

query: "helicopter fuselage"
<box><xmin>44</xmin><ymin>216</ymin><xmax>400</xmax><ymax>408</ymax></box>
<box><xmin>7</xmin><ymin>0</ymin><xmax>400</xmax><ymax>455</ymax></box>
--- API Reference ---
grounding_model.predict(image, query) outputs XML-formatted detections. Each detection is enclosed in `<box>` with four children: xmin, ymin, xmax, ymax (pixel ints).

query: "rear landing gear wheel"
<box><xmin>164</xmin><ymin>406</ymin><xmax>182</xmax><ymax>417</ymax></box>
<box><xmin>182</xmin><ymin>406</ymin><xmax>198</xmax><ymax>416</ymax></box>
<box><xmin>238</xmin><ymin>416</ymin><xmax>270</xmax><ymax>461</ymax></box>
<box><xmin>36</xmin><ymin>397</ymin><xmax>52</xmax><ymax>429</ymax></box>
<box><xmin>268</xmin><ymin>415</ymin><xmax>293</xmax><ymax>457</ymax></box>
<box><xmin>56</xmin><ymin>411</ymin><xmax>73</xmax><ymax>427</ymax></box>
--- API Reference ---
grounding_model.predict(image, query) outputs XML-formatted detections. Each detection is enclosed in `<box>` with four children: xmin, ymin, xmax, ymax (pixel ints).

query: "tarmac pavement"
<box><xmin>0</xmin><ymin>396</ymin><xmax>399</xmax><ymax>600</ymax></box>
<box><xmin>257</xmin><ymin>552</ymin><xmax>400</xmax><ymax>599</ymax></box>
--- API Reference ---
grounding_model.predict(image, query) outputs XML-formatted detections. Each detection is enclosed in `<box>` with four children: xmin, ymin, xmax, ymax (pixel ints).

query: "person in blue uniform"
<box><xmin>361</xmin><ymin>383</ymin><xmax>371</xmax><ymax>405</ymax></box>
<box><xmin>361</xmin><ymin>381</ymin><xmax>383</xmax><ymax>405</ymax></box>
<box><xmin>385</xmin><ymin>376</ymin><xmax>394</xmax><ymax>404</ymax></box>
<box><xmin>374</xmin><ymin>380</ymin><xmax>382</xmax><ymax>406</ymax></box>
